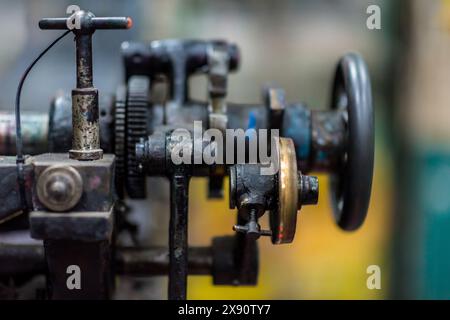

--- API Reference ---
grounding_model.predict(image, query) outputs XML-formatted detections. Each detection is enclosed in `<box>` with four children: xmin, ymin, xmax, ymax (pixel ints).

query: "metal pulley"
<box><xmin>329</xmin><ymin>53</ymin><xmax>374</xmax><ymax>231</ymax></box>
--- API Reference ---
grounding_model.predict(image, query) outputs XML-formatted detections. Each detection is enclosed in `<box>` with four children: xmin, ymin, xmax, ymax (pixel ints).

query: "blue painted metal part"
<box><xmin>282</xmin><ymin>103</ymin><xmax>311</xmax><ymax>170</ymax></box>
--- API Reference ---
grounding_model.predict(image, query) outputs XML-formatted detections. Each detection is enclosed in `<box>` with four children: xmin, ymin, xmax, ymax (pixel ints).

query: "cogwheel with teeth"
<box><xmin>114</xmin><ymin>76</ymin><xmax>150</xmax><ymax>199</ymax></box>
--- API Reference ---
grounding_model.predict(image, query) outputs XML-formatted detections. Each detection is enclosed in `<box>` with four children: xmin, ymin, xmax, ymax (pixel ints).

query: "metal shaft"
<box><xmin>69</xmin><ymin>33</ymin><xmax>102</xmax><ymax>160</ymax></box>
<box><xmin>168</xmin><ymin>172</ymin><xmax>190</xmax><ymax>300</ymax></box>
<box><xmin>76</xmin><ymin>34</ymin><xmax>93</xmax><ymax>88</ymax></box>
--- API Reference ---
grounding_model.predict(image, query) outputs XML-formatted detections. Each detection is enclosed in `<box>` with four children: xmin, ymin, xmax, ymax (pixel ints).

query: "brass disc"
<box><xmin>270</xmin><ymin>137</ymin><xmax>299</xmax><ymax>244</ymax></box>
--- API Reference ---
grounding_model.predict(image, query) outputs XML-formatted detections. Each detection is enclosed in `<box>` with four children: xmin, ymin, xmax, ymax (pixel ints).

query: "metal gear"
<box><xmin>126</xmin><ymin>76</ymin><xmax>150</xmax><ymax>198</ymax></box>
<box><xmin>114</xmin><ymin>85</ymin><xmax>127</xmax><ymax>198</ymax></box>
<box><xmin>114</xmin><ymin>76</ymin><xmax>150</xmax><ymax>198</ymax></box>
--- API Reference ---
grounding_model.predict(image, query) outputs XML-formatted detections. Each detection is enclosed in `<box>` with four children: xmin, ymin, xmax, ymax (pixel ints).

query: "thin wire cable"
<box><xmin>15</xmin><ymin>30</ymin><xmax>71</xmax><ymax>210</ymax></box>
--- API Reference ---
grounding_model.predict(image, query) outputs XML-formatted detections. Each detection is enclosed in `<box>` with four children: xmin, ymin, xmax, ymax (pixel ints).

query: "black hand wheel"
<box><xmin>330</xmin><ymin>53</ymin><xmax>374</xmax><ymax>231</ymax></box>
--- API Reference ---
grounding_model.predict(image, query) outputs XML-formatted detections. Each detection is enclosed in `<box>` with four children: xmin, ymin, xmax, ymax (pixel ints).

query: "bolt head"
<box><xmin>37</xmin><ymin>165</ymin><xmax>83</xmax><ymax>212</ymax></box>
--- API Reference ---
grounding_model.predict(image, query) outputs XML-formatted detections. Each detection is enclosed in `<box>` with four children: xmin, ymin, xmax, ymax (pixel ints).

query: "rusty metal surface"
<box><xmin>48</xmin><ymin>93</ymin><xmax>115</xmax><ymax>154</ymax></box>
<box><xmin>70</xmin><ymin>88</ymin><xmax>103</xmax><ymax>160</ymax></box>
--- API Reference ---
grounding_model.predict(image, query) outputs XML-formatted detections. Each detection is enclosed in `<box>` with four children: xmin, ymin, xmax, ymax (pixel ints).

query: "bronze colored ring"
<box><xmin>270</xmin><ymin>137</ymin><xmax>299</xmax><ymax>244</ymax></box>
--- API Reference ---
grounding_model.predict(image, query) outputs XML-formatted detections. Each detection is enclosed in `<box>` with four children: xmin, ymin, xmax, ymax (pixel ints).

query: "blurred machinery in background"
<box><xmin>0</xmin><ymin>9</ymin><xmax>374</xmax><ymax>300</ymax></box>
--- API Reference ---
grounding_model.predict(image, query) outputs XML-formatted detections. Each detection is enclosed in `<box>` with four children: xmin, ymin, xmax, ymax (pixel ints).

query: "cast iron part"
<box><xmin>229</xmin><ymin>160</ymin><xmax>319</xmax><ymax>243</ymax></box>
<box><xmin>329</xmin><ymin>53</ymin><xmax>374</xmax><ymax>231</ymax></box>
<box><xmin>135</xmin><ymin>129</ymin><xmax>265</xmax><ymax>299</ymax></box>
<box><xmin>122</xmin><ymin>39</ymin><xmax>239</xmax><ymax>103</ymax></box>
<box><xmin>114</xmin><ymin>76</ymin><xmax>151</xmax><ymax>198</ymax></box>
<box><xmin>39</xmin><ymin>11</ymin><xmax>132</xmax><ymax>160</ymax></box>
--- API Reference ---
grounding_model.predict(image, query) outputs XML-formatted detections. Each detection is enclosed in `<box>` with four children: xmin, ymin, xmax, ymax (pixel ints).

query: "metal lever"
<box><xmin>233</xmin><ymin>208</ymin><xmax>272</xmax><ymax>240</ymax></box>
<box><xmin>39</xmin><ymin>15</ymin><xmax>131</xmax><ymax>31</ymax></box>
<box><xmin>39</xmin><ymin>11</ymin><xmax>132</xmax><ymax>160</ymax></box>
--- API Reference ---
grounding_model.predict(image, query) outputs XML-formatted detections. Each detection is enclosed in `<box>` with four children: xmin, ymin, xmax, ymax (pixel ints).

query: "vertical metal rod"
<box><xmin>70</xmin><ymin>33</ymin><xmax>102</xmax><ymax>160</ymax></box>
<box><xmin>168</xmin><ymin>172</ymin><xmax>190</xmax><ymax>300</ymax></box>
<box><xmin>75</xmin><ymin>34</ymin><xmax>93</xmax><ymax>88</ymax></box>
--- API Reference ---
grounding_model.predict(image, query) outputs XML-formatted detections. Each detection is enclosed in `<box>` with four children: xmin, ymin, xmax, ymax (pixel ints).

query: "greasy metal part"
<box><xmin>69</xmin><ymin>44</ymin><xmax>102</xmax><ymax>160</ymax></box>
<box><xmin>69</xmin><ymin>88</ymin><xmax>103</xmax><ymax>160</ymax></box>
<box><xmin>39</xmin><ymin>11</ymin><xmax>131</xmax><ymax>161</ymax></box>
<box><xmin>116</xmin><ymin>246</ymin><xmax>212</xmax><ymax>276</ymax></box>
<box><xmin>168</xmin><ymin>171</ymin><xmax>190</xmax><ymax>300</ymax></box>
<box><xmin>310</xmin><ymin>110</ymin><xmax>346</xmax><ymax>172</ymax></box>
<box><xmin>36</xmin><ymin>165</ymin><xmax>83</xmax><ymax>212</ymax></box>
<box><xmin>69</xmin><ymin>21</ymin><xmax>101</xmax><ymax>160</ymax></box>
<box><xmin>0</xmin><ymin>156</ymin><xmax>33</xmax><ymax>224</ymax></box>
<box><xmin>47</xmin><ymin>93</ymin><xmax>115</xmax><ymax>154</ymax></box>
<box><xmin>27</xmin><ymin>152</ymin><xmax>115</xmax><ymax>301</ymax></box>
<box><xmin>31</xmin><ymin>153</ymin><xmax>115</xmax><ymax>213</ymax></box>
<box><xmin>228</xmin><ymin>140</ymin><xmax>318</xmax><ymax>245</ymax></box>
<box><xmin>136</xmin><ymin>127</ymin><xmax>290</xmax><ymax>177</ymax></box>
<box><xmin>42</xmin><ymin>88</ymin><xmax>344</xmax><ymax>170</ymax></box>
<box><xmin>0</xmin><ymin>112</ymin><xmax>48</xmax><ymax>155</ymax></box>
<box><xmin>75</xmin><ymin>33</ymin><xmax>93</xmax><ymax>88</ymax></box>
<box><xmin>298</xmin><ymin>173</ymin><xmax>319</xmax><ymax>208</ymax></box>
<box><xmin>135</xmin><ymin>131</ymin><xmax>166</xmax><ymax>175</ymax></box>
<box><xmin>28</xmin><ymin>152</ymin><xmax>116</xmax><ymax>300</ymax></box>
<box><xmin>271</xmin><ymin>138</ymin><xmax>298</xmax><ymax>244</ymax></box>
<box><xmin>30</xmin><ymin>208</ymin><xmax>114</xmax><ymax>241</ymax></box>
<box><xmin>229</xmin><ymin>164</ymin><xmax>277</xmax><ymax>217</ymax></box>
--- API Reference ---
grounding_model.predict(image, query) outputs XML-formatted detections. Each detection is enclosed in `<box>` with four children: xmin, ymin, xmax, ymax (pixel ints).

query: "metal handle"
<box><xmin>39</xmin><ymin>12</ymin><xmax>132</xmax><ymax>32</ymax></box>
